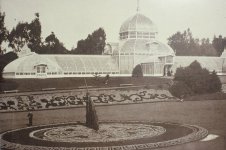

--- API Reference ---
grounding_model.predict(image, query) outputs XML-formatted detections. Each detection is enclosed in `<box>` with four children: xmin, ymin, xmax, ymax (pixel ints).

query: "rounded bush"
<box><xmin>132</xmin><ymin>64</ymin><xmax>143</xmax><ymax>77</ymax></box>
<box><xmin>172</xmin><ymin>60</ymin><xmax>222</xmax><ymax>97</ymax></box>
<box><xmin>169</xmin><ymin>81</ymin><xmax>193</xmax><ymax>98</ymax></box>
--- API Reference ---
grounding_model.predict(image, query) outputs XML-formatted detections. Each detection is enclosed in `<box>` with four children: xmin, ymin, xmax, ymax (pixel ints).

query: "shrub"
<box><xmin>172</xmin><ymin>60</ymin><xmax>222</xmax><ymax>97</ymax></box>
<box><xmin>167</xmin><ymin>70</ymin><xmax>172</xmax><ymax>76</ymax></box>
<box><xmin>132</xmin><ymin>64</ymin><xmax>143</xmax><ymax>77</ymax></box>
<box><xmin>169</xmin><ymin>81</ymin><xmax>193</xmax><ymax>98</ymax></box>
<box><xmin>207</xmin><ymin>71</ymin><xmax>222</xmax><ymax>93</ymax></box>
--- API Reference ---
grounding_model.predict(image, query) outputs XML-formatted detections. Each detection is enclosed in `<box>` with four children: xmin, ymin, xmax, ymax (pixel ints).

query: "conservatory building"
<box><xmin>116</xmin><ymin>12</ymin><xmax>175</xmax><ymax>76</ymax></box>
<box><xmin>3</xmin><ymin>8</ymin><xmax>179</xmax><ymax>79</ymax></box>
<box><xmin>5</xmin><ymin>9</ymin><xmax>226</xmax><ymax>79</ymax></box>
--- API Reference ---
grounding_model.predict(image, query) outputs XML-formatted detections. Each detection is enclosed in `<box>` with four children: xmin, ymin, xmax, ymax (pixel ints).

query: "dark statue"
<box><xmin>85</xmin><ymin>93</ymin><xmax>99</xmax><ymax>131</ymax></box>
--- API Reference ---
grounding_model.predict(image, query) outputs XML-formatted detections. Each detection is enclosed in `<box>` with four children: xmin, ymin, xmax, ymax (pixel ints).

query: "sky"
<box><xmin>1</xmin><ymin>0</ymin><xmax>226</xmax><ymax>49</ymax></box>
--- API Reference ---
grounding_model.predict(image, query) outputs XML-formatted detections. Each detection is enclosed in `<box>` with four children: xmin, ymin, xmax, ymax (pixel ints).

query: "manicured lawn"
<box><xmin>184</xmin><ymin>92</ymin><xmax>226</xmax><ymax>101</ymax></box>
<box><xmin>1</xmin><ymin>76</ymin><xmax>226</xmax><ymax>149</ymax></box>
<box><xmin>0</xmin><ymin>77</ymin><xmax>171</xmax><ymax>92</ymax></box>
<box><xmin>1</xmin><ymin>99</ymin><xmax>226</xmax><ymax>150</ymax></box>
<box><xmin>1</xmin><ymin>100</ymin><xmax>226</xmax><ymax>137</ymax></box>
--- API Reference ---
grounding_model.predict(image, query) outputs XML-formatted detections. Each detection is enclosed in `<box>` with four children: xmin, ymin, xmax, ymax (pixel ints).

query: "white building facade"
<box><xmin>3</xmin><ymin>9</ymin><xmax>226</xmax><ymax>79</ymax></box>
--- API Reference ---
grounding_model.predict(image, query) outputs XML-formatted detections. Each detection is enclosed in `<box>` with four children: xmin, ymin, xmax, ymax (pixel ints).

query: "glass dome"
<box><xmin>119</xmin><ymin>13</ymin><xmax>157</xmax><ymax>40</ymax></box>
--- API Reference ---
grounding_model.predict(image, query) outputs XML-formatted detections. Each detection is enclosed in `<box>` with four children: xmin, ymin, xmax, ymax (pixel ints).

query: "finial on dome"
<box><xmin>137</xmin><ymin>0</ymin><xmax>140</xmax><ymax>12</ymax></box>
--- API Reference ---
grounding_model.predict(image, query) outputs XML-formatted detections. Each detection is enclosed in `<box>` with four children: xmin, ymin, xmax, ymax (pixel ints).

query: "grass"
<box><xmin>1</xmin><ymin>76</ymin><xmax>226</xmax><ymax>149</ymax></box>
<box><xmin>0</xmin><ymin>77</ymin><xmax>171</xmax><ymax>92</ymax></box>
<box><xmin>0</xmin><ymin>75</ymin><xmax>225</xmax><ymax>149</ymax></box>
<box><xmin>184</xmin><ymin>92</ymin><xmax>226</xmax><ymax>101</ymax></box>
<box><xmin>1</xmin><ymin>100</ymin><xmax>226</xmax><ymax>135</ymax></box>
<box><xmin>0</xmin><ymin>100</ymin><xmax>226</xmax><ymax>149</ymax></box>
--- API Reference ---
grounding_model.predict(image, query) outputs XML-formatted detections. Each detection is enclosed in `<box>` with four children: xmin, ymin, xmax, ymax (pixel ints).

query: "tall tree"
<box><xmin>27</xmin><ymin>13</ymin><xmax>42</xmax><ymax>52</ymax></box>
<box><xmin>0</xmin><ymin>12</ymin><xmax>9</xmax><ymax>54</ymax></box>
<box><xmin>0</xmin><ymin>52</ymin><xmax>18</xmax><ymax>81</ymax></box>
<box><xmin>168</xmin><ymin>28</ymin><xmax>217</xmax><ymax>56</ymax></box>
<box><xmin>8</xmin><ymin>22</ymin><xmax>30</xmax><ymax>53</ymax></box>
<box><xmin>8</xmin><ymin>13</ymin><xmax>42</xmax><ymax>53</ymax></box>
<box><xmin>39</xmin><ymin>32</ymin><xmax>68</xmax><ymax>54</ymax></box>
<box><xmin>91</xmin><ymin>28</ymin><xmax>106</xmax><ymax>54</ymax></box>
<box><xmin>212</xmin><ymin>35</ymin><xmax>226</xmax><ymax>56</ymax></box>
<box><xmin>200</xmin><ymin>38</ymin><xmax>217</xmax><ymax>56</ymax></box>
<box><xmin>72</xmin><ymin>28</ymin><xmax>106</xmax><ymax>54</ymax></box>
<box><xmin>168</xmin><ymin>28</ymin><xmax>197</xmax><ymax>56</ymax></box>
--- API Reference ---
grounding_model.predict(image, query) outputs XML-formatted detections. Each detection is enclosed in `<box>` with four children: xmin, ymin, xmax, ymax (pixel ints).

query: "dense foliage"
<box><xmin>71</xmin><ymin>28</ymin><xmax>106</xmax><ymax>54</ymax></box>
<box><xmin>37</xmin><ymin>32</ymin><xmax>68</xmax><ymax>54</ymax></box>
<box><xmin>212</xmin><ymin>35</ymin><xmax>226</xmax><ymax>56</ymax></box>
<box><xmin>132</xmin><ymin>64</ymin><xmax>143</xmax><ymax>77</ymax></box>
<box><xmin>169</xmin><ymin>81</ymin><xmax>193</xmax><ymax>98</ymax></box>
<box><xmin>0</xmin><ymin>52</ymin><xmax>18</xmax><ymax>81</ymax></box>
<box><xmin>0</xmin><ymin>12</ymin><xmax>8</xmax><ymax>54</ymax></box>
<box><xmin>2</xmin><ymin>12</ymin><xmax>226</xmax><ymax>56</ymax></box>
<box><xmin>168</xmin><ymin>28</ymin><xmax>226</xmax><ymax>56</ymax></box>
<box><xmin>1</xmin><ymin>12</ymin><xmax>106</xmax><ymax>55</ymax></box>
<box><xmin>8</xmin><ymin>13</ymin><xmax>42</xmax><ymax>53</ymax></box>
<box><xmin>7</xmin><ymin>14</ymin><xmax>68</xmax><ymax>54</ymax></box>
<box><xmin>170</xmin><ymin>61</ymin><xmax>222</xmax><ymax>98</ymax></box>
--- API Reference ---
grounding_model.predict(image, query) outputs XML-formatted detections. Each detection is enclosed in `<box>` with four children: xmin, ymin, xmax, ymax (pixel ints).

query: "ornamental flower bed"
<box><xmin>0</xmin><ymin>88</ymin><xmax>176</xmax><ymax>112</ymax></box>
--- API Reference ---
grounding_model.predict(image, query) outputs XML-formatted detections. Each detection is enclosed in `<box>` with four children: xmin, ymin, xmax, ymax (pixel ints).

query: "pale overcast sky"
<box><xmin>1</xmin><ymin>0</ymin><xmax>226</xmax><ymax>49</ymax></box>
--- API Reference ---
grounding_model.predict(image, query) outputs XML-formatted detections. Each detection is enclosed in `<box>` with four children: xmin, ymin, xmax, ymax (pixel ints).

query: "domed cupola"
<box><xmin>119</xmin><ymin>13</ymin><xmax>157</xmax><ymax>40</ymax></box>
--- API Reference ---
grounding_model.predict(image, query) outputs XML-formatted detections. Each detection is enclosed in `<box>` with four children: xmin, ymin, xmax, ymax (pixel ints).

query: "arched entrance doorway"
<box><xmin>163</xmin><ymin>65</ymin><xmax>173</xmax><ymax>76</ymax></box>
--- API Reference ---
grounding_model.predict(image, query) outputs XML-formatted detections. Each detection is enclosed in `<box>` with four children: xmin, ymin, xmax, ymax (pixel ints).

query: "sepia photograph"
<box><xmin>0</xmin><ymin>0</ymin><xmax>226</xmax><ymax>149</ymax></box>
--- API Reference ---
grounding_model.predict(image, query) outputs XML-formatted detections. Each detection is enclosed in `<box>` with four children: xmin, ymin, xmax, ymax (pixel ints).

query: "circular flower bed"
<box><xmin>0</xmin><ymin>121</ymin><xmax>208</xmax><ymax>150</ymax></box>
<box><xmin>30</xmin><ymin>123</ymin><xmax>166</xmax><ymax>143</ymax></box>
